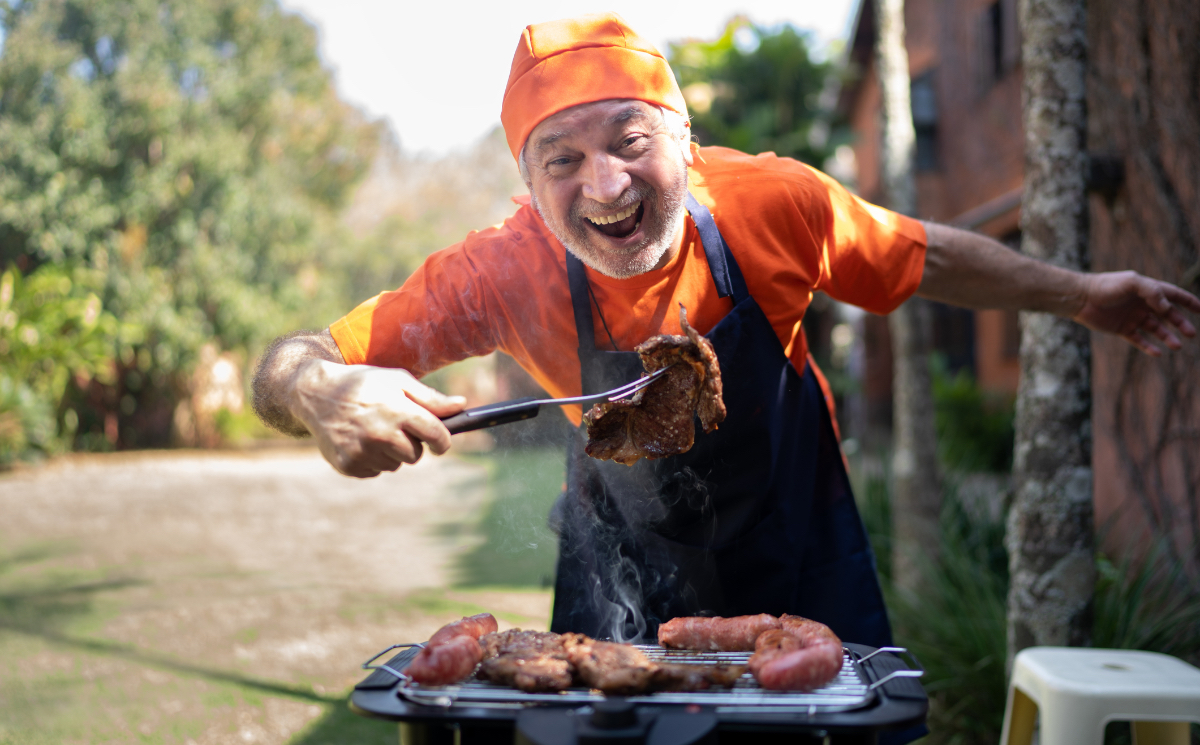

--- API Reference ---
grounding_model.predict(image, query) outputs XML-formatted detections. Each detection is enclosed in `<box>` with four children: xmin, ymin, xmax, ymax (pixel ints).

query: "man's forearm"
<box><xmin>916</xmin><ymin>222</ymin><xmax>1089</xmax><ymax>315</ymax></box>
<box><xmin>251</xmin><ymin>328</ymin><xmax>345</xmax><ymax>437</ymax></box>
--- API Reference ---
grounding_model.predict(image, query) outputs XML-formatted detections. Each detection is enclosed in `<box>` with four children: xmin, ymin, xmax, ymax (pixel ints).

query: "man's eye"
<box><xmin>548</xmin><ymin>157</ymin><xmax>572</xmax><ymax>167</ymax></box>
<box><xmin>621</xmin><ymin>135</ymin><xmax>641</xmax><ymax>148</ymax></box>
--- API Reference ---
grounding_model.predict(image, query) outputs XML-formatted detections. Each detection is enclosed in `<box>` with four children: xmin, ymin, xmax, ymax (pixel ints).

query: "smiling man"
<box><xmin>252</xmin><ymin>12</ymin><xmax>1199</xmax><ymax>681</ymax></box>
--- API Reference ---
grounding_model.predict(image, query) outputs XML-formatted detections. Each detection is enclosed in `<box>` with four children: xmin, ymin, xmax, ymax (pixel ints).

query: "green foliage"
<box><xmin>669</xmin><ymin>18</ymin><xmax>832</xmax><ymax>165</ymax></box>
<box><xmin>932</xmin><ymin>357</ymin><xmax>1015</xmax><ymax>473</ymax></box>
<box><xmin>0</xmin><ymin>0</ymin><xmax>378</xmax><ymax>447</ymax></box>
<box><xmin>886</xmin><ymin>488</ymin><xmax>1010</xmax><ymax>745</ymax></box>
<box><xmin>855</xmin><ymin>467</ymin><xmax>1200</xmax><ymax>743</ymax></box>
<box><xmin>1094</xmin><ymin>540</ymin><xmax>1200</xmax><ymax>664</ymax></box>
<box><xmin>0</xmin><ymin>264</ymin><xmax>132</xmax><ymax>462</ymax></box>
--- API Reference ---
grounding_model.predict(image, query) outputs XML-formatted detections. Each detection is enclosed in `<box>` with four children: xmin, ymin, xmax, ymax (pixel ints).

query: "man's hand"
<box><xmin>1072</xmin><ymin>271</ymin><xmax>1200</xmax><ymax>356</ymax></box>
<box><xmin>918</xmin><ymin>223</ymin><xmax>1200</xmax><ymax>356</ymax></box>
<box><xmin>289</xmin><ymin>361</ymin><xmax>466</xmax><ymax>478</ymax></box>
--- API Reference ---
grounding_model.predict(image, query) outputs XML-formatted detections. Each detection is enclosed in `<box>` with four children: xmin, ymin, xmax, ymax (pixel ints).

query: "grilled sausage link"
<box><xmin>657</xmin><ymin>614</ymin><xmax>782</xmax><ymax>651</ymax></box>
<box><xmin>747</xmin><ymin>615</ymin><xmax>843</xmax><ymax>691</ymax></box>
<box><xmin>406</xmin><ymin>634</ymin><xmax>485</xmax><ymax>685</ymax></box>
<box><xmin>427</xmin><ymin>612</ymin><xmax>498</xmax><ymax>646</ymax></box>
<box><xmin>406</xmin><ymin>613</ymin><xmax>498</xmax><ymax>685</ymax></box>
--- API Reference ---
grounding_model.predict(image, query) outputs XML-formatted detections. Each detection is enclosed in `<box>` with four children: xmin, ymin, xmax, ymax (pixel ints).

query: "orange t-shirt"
<box><xmin>329</xmin><ymin>147</ymin><xmax>927</xmax><ymax>424</ymax></box>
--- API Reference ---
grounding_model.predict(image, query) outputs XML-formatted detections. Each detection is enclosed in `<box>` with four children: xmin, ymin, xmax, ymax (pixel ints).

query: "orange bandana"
<box><xmin>500</xmin><ymin>12</ymin><xmax>689</xmax><ymax>162</ymax></box>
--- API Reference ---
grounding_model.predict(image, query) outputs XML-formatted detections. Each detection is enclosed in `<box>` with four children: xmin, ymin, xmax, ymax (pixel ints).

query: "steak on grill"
<box><xmin>476</xmin><ymin>629</ymin><xmax>583</xmax><ymax>692</ymax></box>
<box><xmin>584</xmin><ymin>305</ymin><xmax>725</xmax><ymax>465</ymax></box>
<box><xmin>474</xmin><ymin>629</ymin><xmax>743</xmax><ymax>695</ymax></box>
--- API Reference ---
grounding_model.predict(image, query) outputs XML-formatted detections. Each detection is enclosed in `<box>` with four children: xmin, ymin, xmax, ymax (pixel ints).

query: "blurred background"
<box><xmin>1</xmin><ymin>0</ymin><xmax>1197</xmax><ymax>743</ymax></box>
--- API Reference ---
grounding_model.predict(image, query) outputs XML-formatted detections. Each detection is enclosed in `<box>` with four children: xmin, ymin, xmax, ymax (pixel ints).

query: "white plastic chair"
<box><xmin>1001</xmin><ymin>647</ymin><xmax>1200</xmax><ymax>745</ymax></box>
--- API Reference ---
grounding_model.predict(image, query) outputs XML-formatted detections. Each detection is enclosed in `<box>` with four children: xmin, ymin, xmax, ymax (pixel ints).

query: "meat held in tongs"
<box><xmin>584</xmin><ymin>305</ymin><xmax>726</xmax><ymax>466</ymax></box>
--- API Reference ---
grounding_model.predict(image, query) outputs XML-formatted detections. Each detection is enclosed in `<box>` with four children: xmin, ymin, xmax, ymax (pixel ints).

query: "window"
<box><xmin>911</xmin><ymin>71</ymin><xmax>939</xmax><ymax>172</ymax></box>
<box><xmin>979</xmin><ymin>0</ymin><xmax>1021</xmax><ymax>92</ymax></box>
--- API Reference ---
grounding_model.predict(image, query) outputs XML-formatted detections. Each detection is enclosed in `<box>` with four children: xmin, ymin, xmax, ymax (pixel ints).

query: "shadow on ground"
<box><xmin>289</xmin><ymin>699</ymin><xmax>396</xmax><ymax>745</ymax></box>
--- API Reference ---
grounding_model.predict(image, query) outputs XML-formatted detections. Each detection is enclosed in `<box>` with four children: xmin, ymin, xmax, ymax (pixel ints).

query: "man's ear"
<box><xmin>681</xmin><ymin>129</ymin><xmax>694</xmax><ymax>167</ymax></box>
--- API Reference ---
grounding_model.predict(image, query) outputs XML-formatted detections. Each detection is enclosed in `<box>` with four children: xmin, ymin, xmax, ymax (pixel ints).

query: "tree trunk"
<box><xmin>875</xmin><ymin>0</ymin><xmax>942</xmax><ymax>595</ymax></box>
<box><xmin>1006</xmin><ymin>0</ymin><xmax>1095</xmax><ymax>667</ymax></box>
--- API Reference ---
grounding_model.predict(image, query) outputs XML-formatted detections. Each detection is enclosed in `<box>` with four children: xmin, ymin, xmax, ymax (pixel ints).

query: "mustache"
<box><xmin>572</xmin><ymin>183</ymin><xmax>652</xmax><ymax>223</ymax></box>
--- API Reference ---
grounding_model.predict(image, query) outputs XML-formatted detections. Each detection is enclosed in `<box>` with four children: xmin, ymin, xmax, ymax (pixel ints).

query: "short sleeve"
<box><xmin>811</xmin><ymin>170</ymin><xmax>927</xmax><ymax>315</ymax></box>
<box><xmin>328</xmin><ymin>243</ymin><xmax>499</xmax><ymax>376</ymax></box>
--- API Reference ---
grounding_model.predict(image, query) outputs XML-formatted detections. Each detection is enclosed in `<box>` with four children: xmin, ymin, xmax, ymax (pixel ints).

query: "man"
<box><xmin>254</xmin><ymin>14</ymin><xmax>1197</xmax><ymax>649</ymax></box>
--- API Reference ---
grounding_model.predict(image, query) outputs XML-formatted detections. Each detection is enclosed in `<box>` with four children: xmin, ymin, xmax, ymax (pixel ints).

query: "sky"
<box><xmin>277</xmin><ymin>0</ymin><xmax>860</xmax><ymax>156</ymax></box>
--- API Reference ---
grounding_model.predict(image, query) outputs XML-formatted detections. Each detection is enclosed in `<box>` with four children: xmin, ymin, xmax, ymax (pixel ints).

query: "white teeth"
<box><xmin>587</xmin><ymin>201</ymin><xmax>640</xmax><ymax>225</ymax></box>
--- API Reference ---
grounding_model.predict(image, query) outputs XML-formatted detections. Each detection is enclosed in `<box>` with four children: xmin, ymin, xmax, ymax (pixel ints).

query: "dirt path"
<box><xmin>0</xmin><ymin>447</ymin><xmax>552</xmax><ymax>744</ymax></box>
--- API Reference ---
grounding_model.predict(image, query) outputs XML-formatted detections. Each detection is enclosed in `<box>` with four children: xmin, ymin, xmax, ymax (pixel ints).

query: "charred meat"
<box><xmin>472</xmin><ymin>629</ymin><xmax>743</xmax><ymax>695</ymax></box>
<box><xmin>584</xmin><ymin>305</ymin><xmax>725</xmax><ymax>465</ymax></box>
<box><xmin>476</xmin><ymin>629</ymin><xmax>581</xmax><ymax>692</ymax></box>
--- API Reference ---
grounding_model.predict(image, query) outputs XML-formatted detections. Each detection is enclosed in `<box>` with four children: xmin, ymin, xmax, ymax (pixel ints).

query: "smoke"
<box><xmin>590</xmin><ymin>553</ymin><xmax>649</xmax><ymax>643</ymax></box>
<box><xmin>658</xmin><ymin>465</ymin><xmax>713</xmax><ymax>512</ymax></box>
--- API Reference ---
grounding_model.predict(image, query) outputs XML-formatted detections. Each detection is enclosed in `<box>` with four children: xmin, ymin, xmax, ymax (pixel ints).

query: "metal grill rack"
<box><xmin>362</xmin><ymin>643</ymin><xmax>921</xmax><ymax>715</ymax></box>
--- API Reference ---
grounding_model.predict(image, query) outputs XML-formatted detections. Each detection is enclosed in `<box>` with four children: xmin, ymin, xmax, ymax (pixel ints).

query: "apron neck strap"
<box><xmin>566</xmin><ymin>247</ymin><xmax>601</xmax><ymax>355</ymax></box>
<box><xmin>685</xmin><ymin>192</ymin><xmax>749</xmax><ymax>304</ymax></box>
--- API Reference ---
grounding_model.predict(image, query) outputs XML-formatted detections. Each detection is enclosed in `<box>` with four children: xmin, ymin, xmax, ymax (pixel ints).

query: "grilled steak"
<box><xmin>476</xmin><ymin>629</ymin><xmax>581</xmax><ymax>692</ymax></box>
<box><xmin>473</xmin><ymin>629</ymin><xmax>742</xmax><ymax>695</ymax></box>
<box><xmin>584</xmin><ymin>305</ymin><xmax>726</xmax><ymax>465</ymax></box>
<box><xmin>564</xmin><ymin>637</ymin><xmax>660</xmax><ymax>694</ymax></box>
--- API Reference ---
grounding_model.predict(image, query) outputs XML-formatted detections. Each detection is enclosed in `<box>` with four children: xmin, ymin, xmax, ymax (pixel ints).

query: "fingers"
<box><xmin>1140</xmin><ymin>313</ymin><xmax>1182</xmax><ymax>350</ymax></box>
<box><xmin>1123</xmin><ymin>329</ymin><xmax>1162</xmax><ymax>357</ymax></box>
<box><xmin>1161</xmin><ymin>282</ymin><xmax>1200</xmax><ymax>314</ymax></box>
<box><xmin>394</xmin><ymin>402</ymin><xmax>454</xmax><ymax>456</ymax></box>
<box><xmin>399</xmin><ymin>372</ymin><xmax>468</xmax><ymax>417</ymax></box>
<box><xmin>1138</xmin><ymin>278</ymin><xmax>1199</xmax><ymax>339</ymax></box>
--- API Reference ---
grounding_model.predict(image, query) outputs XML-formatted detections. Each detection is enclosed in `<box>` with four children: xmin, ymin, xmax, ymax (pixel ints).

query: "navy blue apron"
<box><xmin>549</xmin><ymin>193</ymin><xmax>893</xmax><ymax>650</ymax></box>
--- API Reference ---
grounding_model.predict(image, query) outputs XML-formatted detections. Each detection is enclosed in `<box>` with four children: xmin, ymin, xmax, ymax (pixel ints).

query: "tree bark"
<box><xmin>875</xmin><ymin>0</ymin><xmax>942</xmax><ymax>595</ymax></box>
<box><xmin>1007</xmin><ymin>0</ymin><xmax>1095</xmax><ymax>667</ymax></box>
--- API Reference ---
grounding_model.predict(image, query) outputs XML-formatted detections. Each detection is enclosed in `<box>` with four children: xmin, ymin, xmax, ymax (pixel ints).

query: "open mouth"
<box><xmin>586</xmin><ymin>201</ymin><xmax>644</xmax><ymax>239</ymax></box>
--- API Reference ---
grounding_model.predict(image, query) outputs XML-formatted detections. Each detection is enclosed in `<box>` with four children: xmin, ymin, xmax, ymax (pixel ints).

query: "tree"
<box><xmin>669</xmin><ymin>18</ymin><xmax>832</xmax><ymax>166</ymax></box>
<box><xmin>1006</xmin><ymin>0</ymin><xmax>1094</xmax><ymax>664</ymax></box>
<box><xmin>0</xmin><ymin>0</ymin><xmax>378</xmax><ymax>449</ymax></box>
<box><xmin>874</xmin><ymin>0</ymin><xmax>942</xmax><ymax>595</ymax></box>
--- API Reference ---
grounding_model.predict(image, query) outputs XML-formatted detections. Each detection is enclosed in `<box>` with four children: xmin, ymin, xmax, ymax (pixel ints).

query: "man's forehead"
<box><xmin>529</xmin><ymin>100</ymin><xmax>658</xmax><ymax>153</ymax></box>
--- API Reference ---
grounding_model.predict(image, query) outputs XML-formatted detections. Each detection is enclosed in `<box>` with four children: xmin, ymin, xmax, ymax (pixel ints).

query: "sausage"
<box><xmin>747</xmin><ymin>615</ymin><xmax>843</xmax><ymax>691</ymax></box>
<box><xmin>406</xmin><ymin>634</ymin><xmax>485</xmax><ymax>685</ymax></box>
<box><xmin>657</xmin><ymin>614</ymin><xmax>782</xmax><ymax>651</ymax></box>
<box><xmin>405</xmin><ymin>613</ymin><xmax>498</xmax><ymax>685</ymax></box>
<box><xmin>427</xmin><ymin>612</ymin><xmax>499</xmax><ymax>646</ymax></box>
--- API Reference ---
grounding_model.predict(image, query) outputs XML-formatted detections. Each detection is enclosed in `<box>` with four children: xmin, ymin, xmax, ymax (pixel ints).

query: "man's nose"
<box><xmin>580</xmin><ymin>152</ymin><xmax>631</xmax><ymax>205</ymax></box>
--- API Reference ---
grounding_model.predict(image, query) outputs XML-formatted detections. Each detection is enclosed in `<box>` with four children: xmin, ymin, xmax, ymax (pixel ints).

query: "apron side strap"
<box><xmin>685</xmin><ymin>192</ymin><xmax>750</xmax><ymax>304</ymax></box>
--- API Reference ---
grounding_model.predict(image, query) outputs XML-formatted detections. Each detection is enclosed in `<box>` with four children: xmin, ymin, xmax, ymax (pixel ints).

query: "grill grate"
<box><xmin>394</xmin><ymin>645</ymin><xmax>876</xmax><ymax>714</ymax></box>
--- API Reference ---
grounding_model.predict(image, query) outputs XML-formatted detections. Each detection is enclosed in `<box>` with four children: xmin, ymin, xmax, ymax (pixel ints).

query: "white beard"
<box><xmin>531</xmin><ymin>167</ymin><xmax>689</xmax><ymax>280</ymax></box>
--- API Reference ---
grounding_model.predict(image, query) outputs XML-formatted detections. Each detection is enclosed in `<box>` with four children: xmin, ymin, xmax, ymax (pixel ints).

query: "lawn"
<box><xmin>0</xmin><ymin>448</ymin><xmax>559</xmax><ymax>744</ymax></box>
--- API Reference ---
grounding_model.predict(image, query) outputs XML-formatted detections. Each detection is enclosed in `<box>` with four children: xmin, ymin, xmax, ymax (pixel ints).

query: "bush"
<box><xmin>854</xmin><ymin>465</ymin><xmax>1200</xmax><ymax>743</ymax></box>
<box><xmin>0</xmin><ymin>265</ymin><xmax>131</xmax><ymax>464</ymax></box>
<box><xmin>932</xmin><ymin>357</ymin><xmax>1015</xmax><ymax>473</ymax></box>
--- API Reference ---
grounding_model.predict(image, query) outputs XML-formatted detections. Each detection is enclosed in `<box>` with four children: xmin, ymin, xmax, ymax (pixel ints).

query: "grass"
<box><xmin>0</xmin><ymin>446</ymin><xmax>565</xmax><ymax>744</ymax></box>
<box><xmin>450</xmin><ymin>447</ymin><xmax>566</xmax><ymax>588</ymax></box>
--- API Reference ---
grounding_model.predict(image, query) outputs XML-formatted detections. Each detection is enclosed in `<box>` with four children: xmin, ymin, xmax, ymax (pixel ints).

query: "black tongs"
<box><xmin>440</xmin><ymin>367</ymin><xmax>669</xmax><ymax>435</ymax></box>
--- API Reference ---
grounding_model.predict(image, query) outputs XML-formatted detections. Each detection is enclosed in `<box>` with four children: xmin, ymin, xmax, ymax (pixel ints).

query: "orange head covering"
<box><xmin>501</xmin><ymin>13</ymin><xmax>688</xmax><ymax>162</ymax></box>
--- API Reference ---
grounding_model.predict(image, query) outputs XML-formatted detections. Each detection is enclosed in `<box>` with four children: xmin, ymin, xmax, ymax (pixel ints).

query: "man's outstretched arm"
<box><xmin>917</xmin><ymin>222</ymin><xmax>1200</xmax><ymax>356</ymax></box>
<box><xmin>251</xmin><ymin>329</ymin><xmax>465</xmax><ymax>477</ymax></box>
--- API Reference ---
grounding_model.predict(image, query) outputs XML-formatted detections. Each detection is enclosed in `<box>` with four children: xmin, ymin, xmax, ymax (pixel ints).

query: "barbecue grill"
<box><xmin>352</xmin><ymin>640</ymin><xmax>927</xmax><ymax>744</ymax></box>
